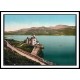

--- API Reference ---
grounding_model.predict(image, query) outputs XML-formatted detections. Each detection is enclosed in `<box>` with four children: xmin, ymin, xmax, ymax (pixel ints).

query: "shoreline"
<box><xmin>4</xmin><ymin>34</ymin><xmax>75</xmax><ymax>36</ymax></box>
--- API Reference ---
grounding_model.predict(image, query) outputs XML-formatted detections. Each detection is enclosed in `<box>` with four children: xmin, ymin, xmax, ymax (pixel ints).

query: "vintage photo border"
<box><xmin>0</xmin><ymin>11</ymin><xmax>79</xmax><ymax>69</ymax></box>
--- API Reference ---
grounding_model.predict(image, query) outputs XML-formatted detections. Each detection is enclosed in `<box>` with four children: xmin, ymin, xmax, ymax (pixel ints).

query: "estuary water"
<box><xmin>5</xmin><ymin>35</ymin><xmax>76</xmax><ymax>65</ymax></box>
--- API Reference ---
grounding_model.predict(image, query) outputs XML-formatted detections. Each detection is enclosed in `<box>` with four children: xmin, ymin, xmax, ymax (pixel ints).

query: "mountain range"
<box><xmin>5</xmin><ymin>25</ymin><xmax>75</xmax><ymax>35</ymax></box>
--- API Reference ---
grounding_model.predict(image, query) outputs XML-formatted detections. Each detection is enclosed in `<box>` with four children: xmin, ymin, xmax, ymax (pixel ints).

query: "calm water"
<box><xmin>5</xmin><ymin>35</ymin><xmax>76</xmax><ymax>65</ymax></box>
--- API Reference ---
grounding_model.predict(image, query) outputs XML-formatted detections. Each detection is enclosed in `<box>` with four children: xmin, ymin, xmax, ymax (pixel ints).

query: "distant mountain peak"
<box><xmin>50</xmin><ymin>25</ymin><xmax>70</xmax><ymax>29</ymax></box>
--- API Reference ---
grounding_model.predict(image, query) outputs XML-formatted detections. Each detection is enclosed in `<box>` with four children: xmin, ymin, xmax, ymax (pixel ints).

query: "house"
<box><xmin>26</xmin><ymin>35</ymin><xmax>39</xmax><ymax>46</ymax></box>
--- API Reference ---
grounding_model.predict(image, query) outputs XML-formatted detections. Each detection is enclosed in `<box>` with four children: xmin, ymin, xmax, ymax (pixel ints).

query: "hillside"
<box><xmin>4</xmin><ymin>39</ymin><xmax>41</xmax><ymax>65</ymax></box>
<box><xmin>5</xmin><ymin>25</ymin><xmax>75</xmax><ymax>35</ymax></box>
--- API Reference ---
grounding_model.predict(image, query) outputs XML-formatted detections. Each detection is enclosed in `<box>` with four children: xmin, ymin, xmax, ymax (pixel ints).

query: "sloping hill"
<box><xmin>5</xmin><ymin>25</ymin><xmax>75</xmax><ymax>35</ymax></box>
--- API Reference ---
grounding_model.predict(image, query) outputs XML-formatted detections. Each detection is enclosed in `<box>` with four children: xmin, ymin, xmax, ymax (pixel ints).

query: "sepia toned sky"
<box><xmin>4</xmin><ymin>14</ymin><xmax>76</xmax><ymax>31</ymax></box>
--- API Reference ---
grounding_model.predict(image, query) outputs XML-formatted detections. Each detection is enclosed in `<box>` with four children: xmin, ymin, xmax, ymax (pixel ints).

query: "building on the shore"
<box><xmin>26</xmin><ymin>35</ymin><xmax>39</xmax><ymax>46</ymax></box>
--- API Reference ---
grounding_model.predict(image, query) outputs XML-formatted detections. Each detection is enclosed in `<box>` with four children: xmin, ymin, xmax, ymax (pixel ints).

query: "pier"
<box><xmin>31</xmin><ymin>44</ymin><xmax>44</xmax><ymax>55</ymax></box>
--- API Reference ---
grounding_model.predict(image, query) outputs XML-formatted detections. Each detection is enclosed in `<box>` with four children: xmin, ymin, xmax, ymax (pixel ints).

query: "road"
<box><xmin>5</xmin><ymin>40</ymin><xmax>51</xmax><ymax>65</ymax></box>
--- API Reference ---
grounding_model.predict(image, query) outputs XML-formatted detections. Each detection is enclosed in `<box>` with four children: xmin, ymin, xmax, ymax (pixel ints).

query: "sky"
<box><xmin>4</xmin><ymin>14</ymin><xmax>76</xmax><ymax>31</ymax></box>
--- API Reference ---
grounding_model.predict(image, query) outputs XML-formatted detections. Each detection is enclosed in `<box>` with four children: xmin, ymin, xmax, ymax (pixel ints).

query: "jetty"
<box><xmin>31</xmin><ymin>44</ymin><xmax>44</xmax><ymax>55</ymax></box>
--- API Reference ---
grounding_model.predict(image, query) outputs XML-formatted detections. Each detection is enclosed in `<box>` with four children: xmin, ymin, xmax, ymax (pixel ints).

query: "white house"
<box><xmin>26</xmin><ymin>35</ymin><xmax>38</xmax><ymax>46</ymax></box>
